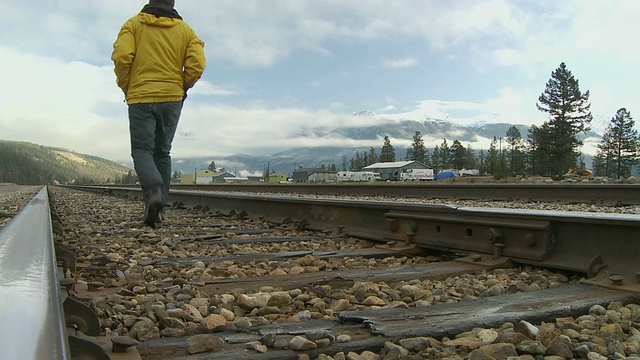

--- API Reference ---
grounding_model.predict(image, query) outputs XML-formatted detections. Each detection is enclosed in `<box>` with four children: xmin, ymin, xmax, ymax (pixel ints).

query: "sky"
<box><xmin>1</xmin><ymin>0</ymin><xmax>639</xmax><ymax>166</ymax></box>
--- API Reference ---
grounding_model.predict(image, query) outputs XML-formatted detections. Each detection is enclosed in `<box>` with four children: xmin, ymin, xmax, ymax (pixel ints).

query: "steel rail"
<box><xmin>0</xmin><ymin>186</ymin><xmax>70</xmax><ymax>359</ymax></box>
<box><xmin>68</xmin><ymin>185</ymin><xmax>640</xmax><ymax>290</ymax></box>
<box><xmin>171</xmin><ymin>183</ymin><xmax>640</xmax><ymax>205</ymax></box>
<box><xmin>0</xmin><ymin>187</ymin><xmax>115</xmax><ymax>360</ymax></box>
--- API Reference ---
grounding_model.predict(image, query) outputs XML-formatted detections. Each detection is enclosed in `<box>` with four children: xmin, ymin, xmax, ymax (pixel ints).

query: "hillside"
<box><xmin>0</xmin><ymin>141</ymin><xmax>132</xmax><ymax>185</ymax></box>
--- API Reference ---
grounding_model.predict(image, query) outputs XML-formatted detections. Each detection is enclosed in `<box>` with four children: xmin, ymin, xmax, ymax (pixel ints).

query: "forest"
<box><xmin>0</xmin><ymin>141</ymin><xmax>131</xmax><ymax>185</ymax></box>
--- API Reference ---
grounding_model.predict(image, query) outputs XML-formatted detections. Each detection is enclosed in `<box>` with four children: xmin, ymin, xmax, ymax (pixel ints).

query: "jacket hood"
<box><xmin>139</xmin><ymin>3</ymin><xmax>182</xmax><ymax>26</ymax></box>
<box><xmin>138</xmin><ymin>12</ymin><xmax>182</xmax><ymax>27</ymax></box>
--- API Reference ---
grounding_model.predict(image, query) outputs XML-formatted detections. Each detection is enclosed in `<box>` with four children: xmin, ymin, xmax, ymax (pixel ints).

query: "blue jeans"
<box><xmin>128</xmin><ymin>101</ymin><xmax>183</xmax><ymax>202</ymax></box>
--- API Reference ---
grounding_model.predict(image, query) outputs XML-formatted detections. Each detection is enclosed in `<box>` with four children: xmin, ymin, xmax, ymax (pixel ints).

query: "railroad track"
<box><xmin>108</xmin><ymin>182</ymin><xmax>640</xmax><ymax>206</ymax></box>
<box><xmin>1</xmin><ymin>185</ymin><xmax>640</xmax><ymax>359</ymax></box>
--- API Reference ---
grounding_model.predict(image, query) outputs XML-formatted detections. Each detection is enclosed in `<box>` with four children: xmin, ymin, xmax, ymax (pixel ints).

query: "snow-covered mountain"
<box><xmin>169</xmin><ymin>99</ymin><xmax>608</xmax><ymax>176</ymax></box>
<box><xmin>172</xmin><ymin>111</ymin><xmax>601</xmax><ymax>177</ymax></box>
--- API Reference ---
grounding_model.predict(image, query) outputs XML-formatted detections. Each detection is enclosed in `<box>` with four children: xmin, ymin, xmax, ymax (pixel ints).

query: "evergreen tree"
<box><xmin>536</xmin><ymin>62</ymin><xmax>593</xmax><ymax>176</ymax></box>
<box><xmin>436</xmin><ymin>139</ymin><xmax>451</xmax><ymax>170</ymax></box>
<box><xmin>410</xmin><ymin>131</ymin><xmax>427</xmax><ymax>164</ymax></box>
<box><xmin>368</xmin><ymin>147</ymin><xmax>378</xmax><ymax>165</ymax></box>
<box><xmin>353</xmin><ymin>151</ymin><xmax>364</xmax><ymax>171</ymax></box>
<box><xmin>487</xmin><ymin>137</ymin><xmax>499</xmax><ymax>175</ymax></box>
<box><xmin>341</xmin><ymin>155</ymin><xmax>348</xmax><ymax>171</ymax></box>
<box><xmin>451</xmin><ymin>140</ymin><xmax>466</xmax><ymax>170</ymax></box>
<box><xmin>505</xmin><ymin>126</ymin><xmax>526</xmax><ymax>176</ymax></box>
<box><xmin>430</xmin><ymin>145</ymin><xmax>442</xmax><ymax>173</ymax></box>
<box><xmin>527</xmin><ymin>123</ymin><xmax>553</xmax><ymax>176</ymax></box>
<box><xmin>380</xmin><ymin>136</ymin><xmax>396</xmax><ymax>162</ymax></box>
<box><xmin>498</xmin><ymin>151</ymin><xmax>509</xmax><ymax>180</ymax></box>
<box><xmin>208</xmin><ymin>161</ymin><xmax>216</xmax><ymax>172</ymax></box>
<box><xmin>595</xmin><ymin>108</ymin><xmax>640</xmax><ymax>179</ymax></box>
<box><xmin>487</xmin><ymin>137</ymin><xmax>508</xmax><ymax>178</ymax></box>
<box><xmin>591</xmin><ymin>150</ymin><xmax>608</xmax><ymax>177</ymax></box>
<box><xmin>465</xmin><ymin>144</ymin><xmax>478</xmax><ymax>170</ymax></box>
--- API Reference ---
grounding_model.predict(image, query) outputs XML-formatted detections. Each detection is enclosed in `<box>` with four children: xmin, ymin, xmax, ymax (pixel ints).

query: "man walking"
<box><xmin>112</xmin><ymin>0</ymin><xmax>206</xmax><ymax>227</ymax></box>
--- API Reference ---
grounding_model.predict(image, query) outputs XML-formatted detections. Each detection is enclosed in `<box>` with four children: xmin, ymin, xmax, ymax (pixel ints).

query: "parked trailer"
<box><xmin>223</xmin><ymin>177</ymin><xmax>249</xmax><ymax>183</ymax></box>
<box><xmin>400</xmin><ymin>168</ymin><xmax>434</xmax><ymax>181</ymax></box>
<box><xmin>459</xmin><ymin>169</ymin><xmax>480</xmax><ymax>176</ymax></box>
<box><xmin>337</xmin><ymin>171</ymin><xmax>381</xmax><ymax>182</ymax></box>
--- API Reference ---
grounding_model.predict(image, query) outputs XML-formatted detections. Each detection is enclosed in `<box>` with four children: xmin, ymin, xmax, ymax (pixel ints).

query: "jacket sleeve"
<box><xmin>111</xmin><ymin>21</ymin><xmax>136</xmax><ymax>94</ymax></box>
<box><xmin>183</xmin><ymin>30</ymin><xmax>206</xmax><ymax>90</ymax></box>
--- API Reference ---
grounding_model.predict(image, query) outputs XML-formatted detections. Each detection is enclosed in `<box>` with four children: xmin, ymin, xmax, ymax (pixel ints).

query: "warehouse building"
<box><xmin>363</xmin><ymin>161</ymin><xmax>430</xmax><ymax>181</ymax></box>
<box><xmin>292</xmin><ymin>168</ymin><xmax>338</xmax><ymax>183</ymax></box>
<box><xmin>180</xmin><ymin>170</ymin><xmax>237</xmax><ymax>184</ymax></box>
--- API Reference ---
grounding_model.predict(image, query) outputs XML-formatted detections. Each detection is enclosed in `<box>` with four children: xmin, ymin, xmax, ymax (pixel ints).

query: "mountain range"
<box><xmin>0</xmin><ymin>113</ymin><xmax>604</xmax><ymax>184</ymax></box>
<box><xmin>171</xmin><ymin>114</ymin><xmax>602</xmax><ymax>177</ymax></box>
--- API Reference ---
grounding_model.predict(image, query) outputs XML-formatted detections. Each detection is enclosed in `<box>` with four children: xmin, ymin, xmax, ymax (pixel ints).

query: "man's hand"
<box><xmin>183</xmin><ymin>83</ymin><xmax>189</xmax><ymax>102</ymax></box>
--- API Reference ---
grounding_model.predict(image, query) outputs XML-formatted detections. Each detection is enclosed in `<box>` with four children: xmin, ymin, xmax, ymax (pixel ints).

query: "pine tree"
<box><xmin>430</xmin><ymin>146</ymin><xmax>442</xmax><ymax>174</ymax></box>
<box><xmin>536</xmin><ymin>62</ymin><xmax>593</xmax><ymax>176</ymax></box>
<box><xmin>595</xmin><ymin>108</ymin><xmax>640</xmax><ymax>179</ymax></box>
<box><xmin>368</xmin><ymin>147</ymin><xmax>378</xmax><ymax>165</ymax></box>
<box><xmin>410</xmin><ymin>131</ymin><xmax>427</xmax><ymax>164</ymax></box>
<box><xmin>506</xmin><ymin>126</ymin><xmax>526</xmax><ymax>176</ymax></box>
<box><xmin>451</xmin><ymin>140</ymin><xmax>466</xmax><ymax>170</ymax></box>
<box><xmin>487</xmin><ymin>137</ymin><xmax>500</xmax><ymax>176</ymax></box>
<box><xmin>353</xmin><ymin>151</ymin><xmax>364</xmax><ymax>171</ymax></box>
<box><xmin>436</xmin><ymin>139</ymin><xmax>451</xmax><ymax>170</ymax></box>
<box><xmin>527</xmin><ymin>123</ymin><xmax>553</xmax><ymax>176</ymax></box>
<box><xmin>380</xmin><ymin>136</ymin><xmax>396</xmax><ymax>162</ymax></box>
<box><xmin>592</xmin><ymin>151</ymin><xmax>608</xmax><ymax>177</ymax></box>
<box><xmin>465</xmin><ymin>144</ymin><xmax>478</xmax><ymax>170</ymax></box>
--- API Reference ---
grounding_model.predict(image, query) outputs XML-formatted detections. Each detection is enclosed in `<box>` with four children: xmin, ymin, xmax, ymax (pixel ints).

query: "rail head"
<box><xmin>0</xmin><ymin>186</ymin><xmax>70</xmax><ymax>359</ymax></box>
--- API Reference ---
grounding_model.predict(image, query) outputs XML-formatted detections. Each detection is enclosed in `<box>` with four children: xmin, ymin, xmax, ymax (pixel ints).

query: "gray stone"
<box><xmin>513</xmin><ymin>320</ymin><xmax>538</xmax><ymax>339</ymax></box>
<box><xmin>288</xmin><ymin>335</ymin><xmax>317</xmax><ymax>351</ymax></box>
<box><xmin>544</xmin><ymin>335</ymin><xmax>573</xmax><ymax>358</ymax></box>
<box><xmin>516</xmin><ymin>339</ymin><xmax>546</xmax><ymax>355</ymax></box>
<box><xmin>186</xmin><ymin>334</ymin><xmax>224</xmax><ymax>354</ymax></box>
<box><xmin>478</xmin><ymin>342</ymin><xmax>518</xmax><ymax>360</ymax></box>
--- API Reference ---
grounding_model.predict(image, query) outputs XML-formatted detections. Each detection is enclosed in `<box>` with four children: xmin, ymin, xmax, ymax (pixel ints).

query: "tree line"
<box><xmin>340</xmin><ymin>63</ymin><xmax>640</xmax><ymax>179</ymax></box>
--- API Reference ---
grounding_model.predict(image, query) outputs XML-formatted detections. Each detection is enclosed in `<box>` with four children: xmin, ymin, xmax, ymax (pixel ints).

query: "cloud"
<box><xmin>178</xmin><ymin>1</ymin><xmax>542</xmax><ymax>68</ymax></box>
<box><xmin>1</xmin><ymin>0</ymin><xmax>638</xmax><ymax>166</ymax></box>
<box><xmin>190</xmin><ymin>81</ymin><xmax>238</xmax><ymax>96</ymax></box>
<box><xmin>0</xmin><ymin>46</ymin><xmax>129</xmax><ymax>158</ymax></box>
<box><xmin>380</xmin><ymin>58</ymin><xmax>419</xmax><ymax>69</ymax></box>
<box><xmin>571</xmin><ymin>0</ymin><xmax>640</xmax><ymax>61</ymax></box>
